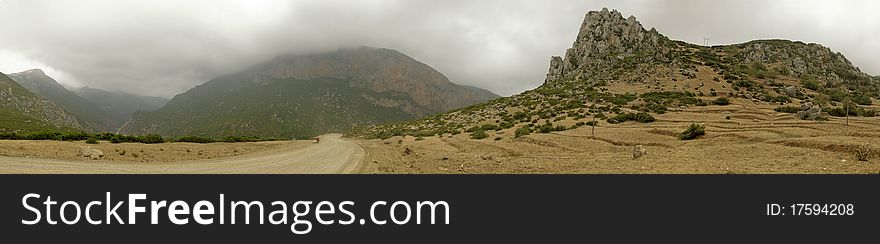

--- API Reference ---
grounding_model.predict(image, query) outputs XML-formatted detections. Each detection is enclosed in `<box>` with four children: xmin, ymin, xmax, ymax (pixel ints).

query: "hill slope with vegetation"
<box><xmin>8</xmin><ymin>69</ymin><xmax>115</xmax><ymax>131</ymax></box>
<box><xmin>120</xmin><ymin>47</ymin><xmax>498</xmax><ymax>138</ymax></box>
<box><xmin>353</xmin><ymin>8</ymin><xmax>878</xmax><ymax>139</ymax></box>
<box><xmin>0</xmin><ymin>72</ymin><xmax>84</xmax><ymax>133</ymax></box>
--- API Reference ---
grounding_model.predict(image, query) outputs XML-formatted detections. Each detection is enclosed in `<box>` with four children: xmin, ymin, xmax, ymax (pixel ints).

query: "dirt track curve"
<box><xmin>0</xmin><ymin>134</ymin><xmax>365</xmax><ymax>174</ymax></box>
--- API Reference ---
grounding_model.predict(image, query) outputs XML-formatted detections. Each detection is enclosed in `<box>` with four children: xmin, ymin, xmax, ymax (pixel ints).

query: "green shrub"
<box><xmin>85</xmin><ymin>138</ymin><xmax>98</xmax><ymax>144</ymax></box>
<box><xmin>607</xmin><ymin>112</ymin><xmax>655</xmax><ymax>124</ymax></box>
<box><xmin>174</xmin><ymin>136</ymin><xmax>215</xmax><ymax>143</ymax></box>
<box><xmin>852</xmin><ymin>93</ymin><xmax>872</xmax><ymax>105</ymax></box>
<box><xmin>645</xmin><ymin>103</ymin><xmax>667</xmax><ymax>114</ymax></box>
<box><xmin>801</xmin><ymin>78</ymin><xmax>819</xmax><ymax>91</ymax></box>
<box><xmin>679</xmin><ymin>124</ymin><xmax>706</xmax><ymax>140</ymax></box>
<box><xmin>470</xmin><ymin>130</ymin><xmax>488</xmax><ymax>140</ymax></box>
<box><xmin>826</xmin><ymin>107</ymin><xmax>847</xmax><ymax>117</ymax></box>
<box><xmin>514</xmin><ymin>126</ymin><xmax>532</xmax><ymax>138</ymax></box>
<box><xmin>141</xmin><ymin>134</ymin><xmax>165</xmax><ymax>144</ymax></box>
<box><xmin>480</xmin><ymin>124</ymin><xmax>499</xmax><ymax>131</ymax></box>
<box><xmin>774</xmin><ymin>106</ymin><xmax>799</xmax><ymax>113</ymax></box>
<box><xmin>713</xmin><ymin>97</ymin><xmax>730</xmax><ymax>106</ymax></box>
<box><xmin>538</xmin><ymin>124</ymin><xmax>553</xmax><ymax>133</ymax></box>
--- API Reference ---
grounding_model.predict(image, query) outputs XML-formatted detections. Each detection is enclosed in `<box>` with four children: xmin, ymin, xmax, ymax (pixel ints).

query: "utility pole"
<box><xmin>702</xmin><ymin>38</ymin><xmax>710</xmax><ymax>46</ymax></box>
<box><xmin>591</xmin><ymin>116</ymin><xmax>596</xmax><ymax>136</ymax></box>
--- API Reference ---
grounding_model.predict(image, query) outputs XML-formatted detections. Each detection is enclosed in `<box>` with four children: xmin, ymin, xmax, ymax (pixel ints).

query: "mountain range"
<box><xmin>118</xmin><ymin>47</ymin><xmax>498</xmax><ymax>138</ymax></box>
<box><xmin>0</xmin><ymin>72</ymin><xmax>83</xmax><ymax>133</ymax></box>
<box><xmin>7</xmin><ymin>69</ymin><xmax>169</xmax><ymax>132</ymax></box>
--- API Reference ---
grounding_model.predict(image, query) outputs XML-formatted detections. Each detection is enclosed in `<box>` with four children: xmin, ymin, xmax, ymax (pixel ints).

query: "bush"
<box><xmin>774</xmin><ymin>106</ymin><xmax>799</xmax><ymax>113</ymax></box>
<box><xmin>141</xmin><ymin>134</ymin><xmax>165</xmax><ymax>144</ymax></box>
<box><xmin>538</xmin><ymin>124</ymin><xmax>553</xmax><ymax>133</ymax></box>
<box><xmin>713</xmin><ymin>97</ymin><xmax>730</xmax><ymax>106</ymax></box>
<box><xmin>514</xmin><ymin>126</ymin><xmax>532</xmax><ymax>138</ymax></box>
<box><xmin>85</xmin><ymin>138</ymin><xmax>98</xmax><ymax>144</ymax></box>
<box><xmin>174</xmin><ymin>136</ymin><xmax>215</xmax><ymax>143</ymax></box>
<box><xmin>852</xmin><ymin>93</ymin><xmax>872</xmax><ymax>105</ymax></box>
<box><xmin>801</xmin><ymin>78</ymin><xmax>819</xmax><ymax>91</ymax></box>
<box><xmin>470</xmin><ymin>130</ymin><xmax>488</xmax><ymax>140</ymax></box>
<box><xmin>645</xmin><ymin>103</ymin><xmax>667</xmax><ymax>114</ymax></box>
<box><xmin>679</xmin><ymin>124</ymin><xmax>706</xmax><ymax>140</ymax></box>
<box><xmin>607</xmin><ymin>112</ymin><xmax>655</xmax><ymax>124</ymax></box>
<box><xmin>480</xmin><ymin>124</ymin><xmax>499</xmax><ymax>131</ymax></box>
<box><xmin>826</xmin><ymin>107</ymin><xmax>847</xmax><ymax>117</ymax></box>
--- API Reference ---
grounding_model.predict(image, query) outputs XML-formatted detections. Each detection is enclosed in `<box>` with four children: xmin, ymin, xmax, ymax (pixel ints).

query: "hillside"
<box><xmin>355</xmin><ymin>8</ymin><xmax>878</xmax><ymax>139</ymax></box>
<box><xmin>74</xmin><ymin>86</ymin><xmax>168</xmax><ymax>130</ymax></box>
<box><xmin>0</xmin><ymin>72</ymin><xmax>84</xmax><ymax>133</ymax></box>
<box><xmin>119</xmin><ymin>47</ymin><xmax>498</xmax><ymax>138</ymax></box>
<box><xmin>8</xmin><ymin>69</ymin><xmax>115</xmax><ymax>131</ymax></box>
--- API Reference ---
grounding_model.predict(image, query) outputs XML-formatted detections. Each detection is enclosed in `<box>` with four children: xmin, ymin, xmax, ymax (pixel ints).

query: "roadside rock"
<box><xmin>79</xmin><ymin>147</ymin><xmax>104</xmax><ymax>160</ymax></box>
<box><xmin>632</xmin><ymin>145</ymin><xmax>647</xmax><ymax>159</ymax></box>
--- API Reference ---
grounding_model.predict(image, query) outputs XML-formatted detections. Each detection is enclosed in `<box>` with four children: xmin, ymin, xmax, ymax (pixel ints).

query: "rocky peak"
<box><xmin>9</xmin><ymin>68</ymin><xmax>69</xmax><ymax>94</ymax></box>
<box><xmin>546</xmin><ymin>8</ymin><xmax>670</xmax><ymax>84</ymax></box>
<box><xmin>730</xmin><ymin>40</ymin><xmax>871</xmax><ymax>83</ymax></box>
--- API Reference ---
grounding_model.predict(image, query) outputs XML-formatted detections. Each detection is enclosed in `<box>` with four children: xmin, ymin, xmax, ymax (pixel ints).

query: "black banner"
<box><xmin>1</xmin><ymin>175</ymin><xmax>877</xmax><ymax>242</ymax></box>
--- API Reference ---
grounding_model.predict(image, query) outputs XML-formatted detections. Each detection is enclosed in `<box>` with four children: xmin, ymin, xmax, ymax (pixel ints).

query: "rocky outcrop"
<box><xmin>79</xmin><ymin>147</ymin><xmax>104</xmax><ymax>160</ymax></box>
<box><xmin>632</xmin><ymin>145</ymin><xmax>647</xmax><ymax>159</ymax></box>
<box><xmin>545</xmin><ymin>8</ymin><xmax>672</xmax><ymax>84</ymax></box>
<box><xmin>797</xmin><ymin>102</ymin><xmax>822</xmax><ymax>120</ymax></box>
<box><xmin>731</xmin><ymin>40</ymin><xmax>873</xmax><ymax>83</ymax></box>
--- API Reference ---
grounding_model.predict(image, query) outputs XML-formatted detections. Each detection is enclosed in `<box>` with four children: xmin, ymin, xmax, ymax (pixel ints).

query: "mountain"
<box><xmin>355</xmin><ymin>8</ymin><xmax>879</xmax><ymax>138</ymax></box>
<box><xmin>73</xmin><ymin>87</ymin><xmax>168</xmax><ymax>130</ymax></box>
<box><xmin>8</xmin><ymin>69</ymin><xmax>115</xmax><ymax>131</ymax></box>
<box><xmin>0</xmin><ymin>72</ymin><xmax>84</xmax><ymax>133</ymax></box>
<box><xmin>119</xmin><ymin>47</ymin><xmax>498</xmax><ymax>138</ymax></box>
<box><xmin>460</xmin><ymin>85</ymin><xmax>501</xmax><ymax>101</ymax></box>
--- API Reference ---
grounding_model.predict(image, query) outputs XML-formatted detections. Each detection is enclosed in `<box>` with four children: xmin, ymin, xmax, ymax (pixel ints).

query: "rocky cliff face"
<box><xmin>0</xmin><ymin>72</ymin><xmax>84</xmax><ymax>131</ymax></box>
<box><xmin>546</xmin><ymin>8</ymin><xmax>672</xmax><ymax>84</ymax></box>
<box><xmin>544</xmin><ymin>8</ymin><xmax>874</xmax><ymax>89</ymax></box>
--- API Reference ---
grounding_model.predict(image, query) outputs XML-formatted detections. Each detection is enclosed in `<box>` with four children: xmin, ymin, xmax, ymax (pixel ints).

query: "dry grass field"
<box><xmin>0</xmin><ymin>140</ymin><xmax>300</xmax><ymax>163</ymax></box>
<box><xmin>356</xmin><ymin>99</ymin><xmax>880</xmax><ymax>174</ymax></box>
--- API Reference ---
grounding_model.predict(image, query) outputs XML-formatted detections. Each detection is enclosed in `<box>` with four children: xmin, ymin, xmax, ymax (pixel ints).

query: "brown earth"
<box><xmin>0</xmin><ymin>134</ymin><xmax>365</xmax><ymax>174</ymax></box>
<box><xmin>355</xmin><ymin>100</ymin><xmax>880</xmax><ymax>174</ymax></box>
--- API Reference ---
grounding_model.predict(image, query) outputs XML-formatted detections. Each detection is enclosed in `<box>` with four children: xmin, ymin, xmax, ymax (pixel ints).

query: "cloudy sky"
<box><xmin>0</xmin><ymin>0</ymin><xmax>877</xmax><ymax>97</ymax></box>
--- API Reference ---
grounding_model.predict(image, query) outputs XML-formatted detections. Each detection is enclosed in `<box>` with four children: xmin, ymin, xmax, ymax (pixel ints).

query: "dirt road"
<box><xmin>0</xmin><ymin>134</ymin><xmax>365</xmax><ymax>174</ymax></box>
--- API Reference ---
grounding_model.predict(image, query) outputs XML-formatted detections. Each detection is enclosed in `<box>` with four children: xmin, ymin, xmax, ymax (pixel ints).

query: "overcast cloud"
<box><xmin>0</xmin><ymin>0</ymin><xmax>877</xmax><ymax>97</ymax></box>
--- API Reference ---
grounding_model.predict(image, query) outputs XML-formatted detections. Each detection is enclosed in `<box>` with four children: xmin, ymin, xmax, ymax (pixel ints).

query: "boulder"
<box><xmin>79</xmin><ymin>147</ymin><xmax>104</xmax><ymax>160</ymax></box>
<box><xmin>632</xmin><ymin>145</ymin><xmax>647</xmax><ymax>159</ymax></box>
<box><xmin>797</xmin><ymin>102</ymin><xmax>822</xmax><ymax>120</ymax></box>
